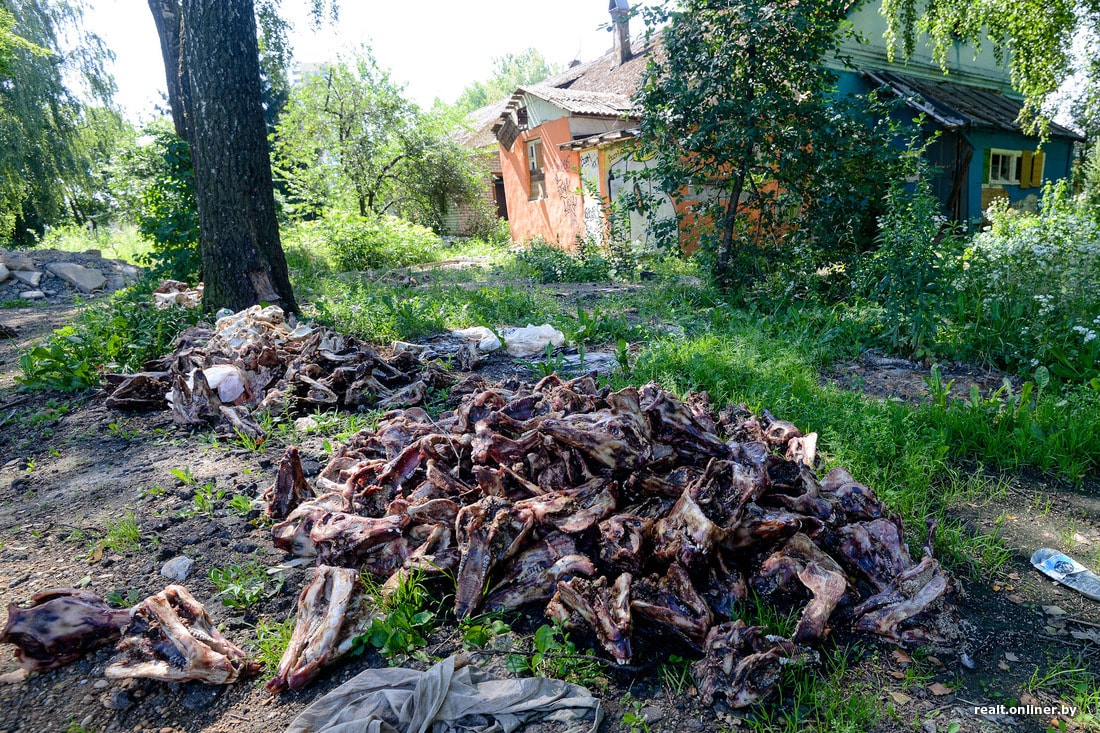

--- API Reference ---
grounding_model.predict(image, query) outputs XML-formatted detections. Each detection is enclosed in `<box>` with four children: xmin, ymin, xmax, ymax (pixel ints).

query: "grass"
<box><xmin>253</xmin><ymin>617</ymin><xmax>294</xmax><ymax>677</ymax></box>
<box><xmin>38</xmin><ymin>223</ymin><xmax>153</xmax><ymax>265</ymax></box>
<box><xmin>658</xmin><ymin>654</ymin><xmax>694</xmax><ymax>697</ymax></box>
<box><xmin>745</xmin><ymin>650</ymin><xmax>879</xmax><ymax>733</ymax></box>
<box><xmin>209</xmin><ymin>561</ymin><xmax>272</xmax><ymax>609</ymax></box>
<box><xmin>307</xmin><ymin>281</ymin><xmax>561</xmax><ymax>344</ymax></box>
<box><xmin>98</xmin><ymin>511</ymin><xmax>141</xmax><ymax>554</ymax></box>
<box><xmin>1025</xmin><ymin>655</ymin><xmax>1100</xmax><ymax>731</ymax></box>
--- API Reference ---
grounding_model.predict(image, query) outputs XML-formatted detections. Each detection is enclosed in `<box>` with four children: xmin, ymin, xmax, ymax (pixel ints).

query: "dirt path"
<box><xmin>0</xmin><ymin>303</ymin><xmax>82</xmax><ymax>393</ymax></box>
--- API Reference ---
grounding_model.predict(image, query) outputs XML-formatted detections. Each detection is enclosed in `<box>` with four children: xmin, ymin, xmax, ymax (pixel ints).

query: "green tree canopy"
<box><xmin>0</xmin><ymin>0</ymin><xmax>116</xmax><ymax>244</ymax></box>
<box><xmin>274</xmin><ymin>51</ymin><xmax>489</xmax><ymax>231</ymax></box>
<box><xmin>0</xmin><ymin>5</ymin><xmax>46</xmax><ymax>78</ymax></box>
<box><xmin>452</xmin><ymin>49</ymin><xmax>560</xmax><ymax>114</ymax></box>
<box><xmin>635</xmin><ymin>0</ymin><xmax>903</xmax><ymax>286</ymax></box>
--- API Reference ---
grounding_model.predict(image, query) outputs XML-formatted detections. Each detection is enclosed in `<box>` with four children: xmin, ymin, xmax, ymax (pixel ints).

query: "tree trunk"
<box><xmin>178</xmin><ymin>0</ymin><xmax>298</xmax><ymax>314</ymax></box>
<box><xmin>147</xmin><ymin>0</ymin><xmax>190</xmax><ymax>142</ymax></box>
<box><xmin>716</xmin><ymin>167</ymin><xmax>746</xmax><ymax>287</ymax></box>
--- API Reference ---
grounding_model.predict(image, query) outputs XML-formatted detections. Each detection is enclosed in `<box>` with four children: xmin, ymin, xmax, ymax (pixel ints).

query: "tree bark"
<box><xmin>176</xmin><ymin>0</ymin><xmax>298</xmax><ymax>314</ymax></box>
<box><xmin>716</xmin><ymin>167</ymin><xmax>746</xmax><ymax>286</ymax></box>
<box><xmin>147</xmin><ymin>0</ymin><xmax>191</xmax><ymax>142</ymax></box>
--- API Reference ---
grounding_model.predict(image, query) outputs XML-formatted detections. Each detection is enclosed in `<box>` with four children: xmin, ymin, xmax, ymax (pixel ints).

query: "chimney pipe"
<box><xmin>609</xmin><ymin>0</ymin><xmax>631</xmax><ymax>66</ymax></box>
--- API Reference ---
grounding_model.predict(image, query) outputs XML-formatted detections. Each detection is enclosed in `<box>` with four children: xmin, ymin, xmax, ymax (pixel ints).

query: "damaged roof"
<box><xmin>559</xmin><ymin>127</ymin><xmax>639</xmax><ymax>151</ymax></box>
<box><xmin>515</xmin><ymin>84</ymin><xmax>634</xmax><ymax>118</ymax></box>
<box><xmin>864</xmin><ymin>69</ymin><xmax>1084</xmax><ymax>141</ymax></box>
<box><xmin>537</xmin><ymin>34</ymin><xmax>660</xmax><ymax>96</ymax></box>
<box><xmin>461</xmin><ymin>98</ymin><xmax>512</xmax><ymax>150</ymax></box>
<box><xmin>491</xmin><ymin>34</ymin><xmax>659</xmax><ymax>144</ymax></box>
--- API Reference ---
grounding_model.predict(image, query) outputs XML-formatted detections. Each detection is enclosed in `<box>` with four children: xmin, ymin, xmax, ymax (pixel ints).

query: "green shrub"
<box><xmin>857</xmin><ymin>169</ymin><xmax>964</xmax><ymax>359</ymax></box>
<box><xmin>18</xmin><ymin>280</ymin><xmax>200</xmax><ymax>391</ymax></box>
<box><xmin>322</xmin><ymin>211</ymin><xmax>444</xmax><ymax>271</ymax></box>
<box><xmin>112</xmin><ymin>122</ymin><xmax>200</xmax><ymax>282</ymax></box>
<box><xmin>514</xmin><ymin>238</ymin><xmax>611</xmax><ymax>283</ymax></box>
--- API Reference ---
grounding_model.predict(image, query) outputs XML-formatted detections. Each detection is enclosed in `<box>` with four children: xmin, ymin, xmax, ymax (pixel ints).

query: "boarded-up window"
<box><xmin>497</xmin><ymin>118</ymin><xmax>519</xmax><ymax>151</ymax></box>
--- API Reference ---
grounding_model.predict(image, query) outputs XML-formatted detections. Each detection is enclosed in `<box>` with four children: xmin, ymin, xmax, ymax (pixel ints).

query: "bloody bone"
<box><xmin>484</xmin><ymin>533</ymin><xmax>595</xmax><ymax>611</ymax></box>
<box><xmin>244</xmin><ymin>373</ymin><xmax>959</xmax><ymax>699</ymax></box>
<box><xmin>754</xmin><ymin>533</ymin><xmax>849</xmax><ymax>644</ymax></box>
<box><xmin>106</xmin><ymin>585</ymin><xmax>259</xmax><ymax>684</ymax></box>
<box><xmin>0</xmin><ymin>589</ymin><xmax>131</xmax><ymax>674</ymax></box>
<box><xmin>264</xmin><ymin>446</ymin><xmax>313</xmax><ymax>520</ymax></box>
<box><xmin>547</xmin><ymin>575</ymin><xmax>633</xmax><ymax>664</ymax></box>
<box><xmin>267</xmin><ymin>566</ymin><xmax>377</xmax><ymax>693</ymax></box>
<box><xmin>692</xmin><ymin>620</ymin><xmax>817</xmax><ymax>708</ymax></box>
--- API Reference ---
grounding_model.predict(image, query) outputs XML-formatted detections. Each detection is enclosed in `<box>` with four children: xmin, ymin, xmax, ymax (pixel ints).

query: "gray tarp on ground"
<box><xmin>285</xmin><ymin>655</ymin><xmax>603</xmax><ymax>733</ymax></box>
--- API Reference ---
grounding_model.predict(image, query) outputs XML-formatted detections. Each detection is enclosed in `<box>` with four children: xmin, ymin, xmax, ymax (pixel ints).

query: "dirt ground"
<box><xmin>1</xmin><ymin>301</ymin><xmax>1099</xmax><ymax>733</ymax></box>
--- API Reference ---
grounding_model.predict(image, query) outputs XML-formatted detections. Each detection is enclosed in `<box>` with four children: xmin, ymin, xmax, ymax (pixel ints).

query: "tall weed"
<box><xmin>18</xmin><ymin>281</ymin><xmax>199</xmax><ymax>391</ymax></box>
<box><xmin>858</xmin><ymin>170</ymin><xmax>963</xmax><ymax>358</ymax></box>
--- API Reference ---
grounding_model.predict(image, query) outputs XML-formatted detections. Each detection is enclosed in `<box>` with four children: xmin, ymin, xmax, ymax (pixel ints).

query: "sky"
<box><xmin>82</xmin><ymin>0</ymin><xmax>628</xmax><ymax>122</ymax></box>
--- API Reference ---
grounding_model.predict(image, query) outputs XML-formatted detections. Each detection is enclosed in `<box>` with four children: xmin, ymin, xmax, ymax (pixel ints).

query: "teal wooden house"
<box><xmin>831</xmin><ymin>2</ymin><xmax>1083</xmax><ymax>224</ymax></box>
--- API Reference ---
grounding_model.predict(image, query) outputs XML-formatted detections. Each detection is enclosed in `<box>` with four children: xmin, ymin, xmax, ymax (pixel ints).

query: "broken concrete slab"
<box><xmin>12</xmin><ymin>270</ymin><xmax>42</xmax><ymax>287</ymax></box>
<box><xmin>1</xmin><ymin>253</ymin><xmax>34</xmax><ymax>271</ymax></box>
<box><xmin>45</xmin><ymin>262</ymin><xmax>107</xmax><ymax>293</ymax></box>
<box><xmin>0</xmin><ymin>263</ymin><xmax>7</xmax><ymax>283</ymax></box>
<box><xmin>19</xmin><ymin>290</ymin><xmax>45</xmax><ymax>300</ymax></box>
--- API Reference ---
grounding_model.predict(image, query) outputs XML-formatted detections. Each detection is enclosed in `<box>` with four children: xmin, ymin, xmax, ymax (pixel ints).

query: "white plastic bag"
<box><xmin>500</xmin><ymin>324</ymin><xmax>566</xmax><ymax>358</ymax></box>
<box><xmin>451</xmin><ymin>326</ymin><xmax>503</xmax><ymax>353</ymax></box>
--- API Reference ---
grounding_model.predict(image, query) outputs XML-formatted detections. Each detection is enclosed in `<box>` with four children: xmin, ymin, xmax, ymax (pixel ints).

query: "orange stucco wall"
<box><xmin>501</xmin><ymin>117</ymin><xmax>586</xmax><ymax>246</ymax></box>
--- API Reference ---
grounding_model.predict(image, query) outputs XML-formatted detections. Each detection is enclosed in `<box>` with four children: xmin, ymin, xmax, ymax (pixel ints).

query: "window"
<box><xmin>527</xmin><ymin>139</ymin><xmax>543</xmax><ymax>173</ymax></box>
<box><xmin>527</xmin><ymin>139</ymin><xmax>546</xmax><ymax>200</ymax></box>
<box><xmin>988</xmin><ymin>149</ymin><xmax>1022</xmax><ymax>185</ymax></box>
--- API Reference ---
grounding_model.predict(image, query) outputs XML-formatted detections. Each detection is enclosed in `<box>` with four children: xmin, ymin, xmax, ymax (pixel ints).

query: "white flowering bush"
<box><xmin>951</xmin><ymin>182</ymin><xmax>1100</xmax><ymax>380</ymax></box>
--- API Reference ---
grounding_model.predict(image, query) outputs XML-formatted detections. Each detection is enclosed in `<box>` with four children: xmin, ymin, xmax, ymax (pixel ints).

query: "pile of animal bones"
<box><xmin>1</xmin><ymin>365</ymin><xmax>961</xmax><ymax>708</ymax></box>
<box><xmin>101</xmin><ymin>301</ymin><xmax>463</xmax><ymax>435</ymax></box>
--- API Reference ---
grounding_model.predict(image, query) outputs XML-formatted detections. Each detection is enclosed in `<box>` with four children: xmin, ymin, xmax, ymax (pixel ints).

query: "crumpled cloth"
<box><xmin>285</xmin><ymin>655</ymin><xmax>603</xmax><ymax>733</ymax></box>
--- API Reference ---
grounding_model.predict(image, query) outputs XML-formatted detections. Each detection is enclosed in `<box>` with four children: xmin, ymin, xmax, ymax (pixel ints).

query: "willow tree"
<box><xmin>0</xmin><ymin>1</ymin><xmax>114</xmax><ymax>244</ymax></box>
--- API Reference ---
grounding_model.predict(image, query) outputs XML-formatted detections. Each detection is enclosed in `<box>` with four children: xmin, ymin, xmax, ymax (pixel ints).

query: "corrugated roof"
<box><xmin>461</xmin><ymin>98</ymin><xmax>512</xmax><ymax>149</ymax></box>
<box><xmin>518</xmin><ymin>84</ymin><xmax>634</xmax><ymax>118</ymax></box>
<box><xmin>864</xmin><ymin>69</ymin><xmax>1083</xmax><ymax>141</ymax></box>
<box><xmin>537</xmin><ymin>34</ymin><xmax>660</xmax><ymax>97</ymax></box>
